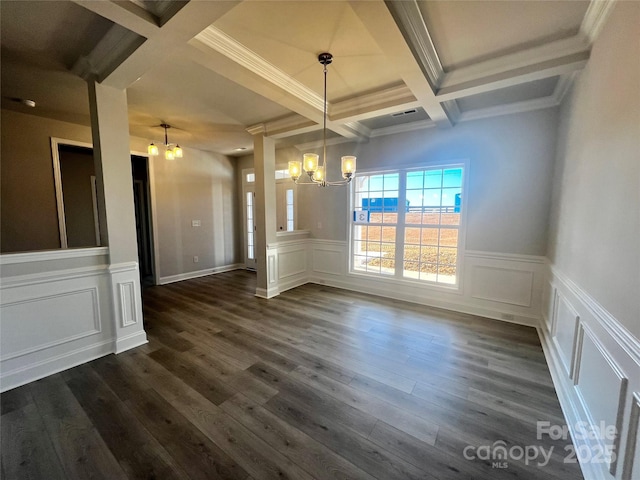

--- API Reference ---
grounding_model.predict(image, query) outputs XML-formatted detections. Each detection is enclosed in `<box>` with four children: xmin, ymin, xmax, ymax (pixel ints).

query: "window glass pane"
<box><xmin>424</xmin><ymin>169</ymin><xmax>442</xmax><ymax>188</ymax></box>
<box><xmin>420</xmin><ymin>245</ymin><xmax>438</xmax><ymax>264</ymax></box>
<box><xmin>286</xmin><ymin>189</ymin><xmax>294</xmax><ymax>203</ymax></box>
<box><xmin>381</xmin><ymin>226</ymin><xmax>396</xmax><ymax>242</ymax></box>
<box><xmin>406</xmin><ymin>171</ymin><xmax>423</xmax><ymax>190</ymax></box>
<box><xmin>419</xmin><ymin>265</ymin><xmax>438</xmax><ymax>282</ymax></box>
<box><xmin>439</xmin><ymin>228</ymin><xmax>458</xmax><ymax>247</ymax></box>
<box><xmin>421</xmin><ymin>228</ymin><xmax>439</xmax><ymax>245</ymax></box>
<box><xmin>383</xmin><ymin>173</ymin><xmax>399</xmax><ymax>190</ymax></box>
<box><xmin>441</xmin><ymin>213</ymin><xmax>460</xmax><ymax>226</ymax></box>
<box><xmin>246</xmin><ymin>173</ymin><xmax>255</xmax><ymax>183</ymax></box>
<box><xmin>438</xmin><ymin>265</ymin><xmax>456</xmax><ymax>284</ymax></box>
<box><xmin>443</xmin><ymin>168</ymin><xmax>462</xmax><ymax>187</ymax></box>
<box><xmin>404</xmin><ymin>228</ymin><xmax>420</xmax><ymax>245</ymax></box>
<box><xmin>424</xmin><ymin>189</ymin><xmax>442</xmax><ymax>207</ymax></box>
<box><xmin>369</xmin><ymin>175</ymin><xmax>384</xmax><ymax>191</ymax></box>
<box><xmin>422</xmin><ymin>210</ymin><xmax>440</xmax><ymax>225</ymax></box>
<box><xmin>366</xmin><ymin>226</ymin><xmax>382</xmax><ymax>242</ymax></box>
<box><xmin>438</xmin><ymin>247</ymin><xmax>457</xmax><ymax>265</ymax></box>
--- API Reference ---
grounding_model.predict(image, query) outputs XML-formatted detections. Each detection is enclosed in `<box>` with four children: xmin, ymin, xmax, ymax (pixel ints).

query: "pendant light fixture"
<box><xmin>288</xmin><ymin>53</ymin><xmax>356</xmax><ymax>186</ymax></box>
<box><xmin>148</xmin><ymin>123</ymin><xmax>183</xmax><ymax>160</ymax></box>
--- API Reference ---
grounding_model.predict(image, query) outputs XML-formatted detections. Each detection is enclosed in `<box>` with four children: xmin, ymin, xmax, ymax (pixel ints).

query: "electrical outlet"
<box><xmin>193</xmin><ymin>256</ymin><xmax>199</xmax><ymax>263</ymax></box>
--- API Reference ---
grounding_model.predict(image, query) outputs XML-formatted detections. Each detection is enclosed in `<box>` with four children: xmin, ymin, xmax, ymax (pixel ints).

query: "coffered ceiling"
<box><xmin>0</xmin><ymin>0</ymin><xmax>614</xmax><ymax>156</ymax></box>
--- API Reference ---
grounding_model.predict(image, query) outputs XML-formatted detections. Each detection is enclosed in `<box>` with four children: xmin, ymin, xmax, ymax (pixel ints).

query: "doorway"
<box><xmin>51</xmin><ymin>139</ymin><xmax>157</xmax><ymax>286</ymax></box>
<box><xmin>131</xmin><ymin>155</ymin><xmax>155</xmax><ymax>287</ymax></box>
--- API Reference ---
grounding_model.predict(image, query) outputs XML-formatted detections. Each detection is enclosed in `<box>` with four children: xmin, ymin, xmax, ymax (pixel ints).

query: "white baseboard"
<box><xmin>0</xmin><ymin>339</ymin><xmax>113</xmax><ymax>393</ymax></box>
<box><xmin>115</xmin><ymin>330</ymin><xmax>148</xmax><ymax>354</ymax></box>
<box><xmin>159</xmin><ymin>263</ymin><xmax>244</xmax><ymax>285</ymax></box>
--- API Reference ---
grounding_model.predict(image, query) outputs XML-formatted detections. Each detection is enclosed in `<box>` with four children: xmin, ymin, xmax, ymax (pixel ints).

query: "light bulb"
<box><xmin>303</xmin><ymin>153</ymin><xmax>318</xmax><ymax>173</ymax></box>
<box><xmin>165</xmin><ymin>148</ymin><xmax>175</xmax><ymax>160</ymax></box>
<box><xmin>174</xmin><ymin>145</ymin><xmax>183</xmax><ymax>158</ymax></box>
<box><xmin>288</xmin><ymin>161</ymin><xmax>301</xmax><ymax>181</ymax></box>
<box><xmin>148</xmin><ymin>143</ymin><xmax>159</xmax><ymax>156</ymax></box>
<box><xmin>313</xmin><ymin>166</ymin><xmax>325</xmax><ymax>182</ymax></box>
<box><xmin>341</xmin><ymin>155</ymin><xmax>356</xmax><ymax>178</ymax></box>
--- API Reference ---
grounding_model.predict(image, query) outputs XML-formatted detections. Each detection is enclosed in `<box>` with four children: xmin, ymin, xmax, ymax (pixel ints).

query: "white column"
<box><xmin>248</xmin><ymin>125</ymin><xmax>279</xmax><ymax>298</ymax></box>
<box><xmin>88</xmin><ymin>79</ymin><xmax>147</xmax><ymax>353</ymax></box>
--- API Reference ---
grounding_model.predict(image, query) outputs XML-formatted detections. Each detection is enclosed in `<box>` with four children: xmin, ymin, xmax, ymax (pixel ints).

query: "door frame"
<box><xmin>51</xmin><ymin>138</ymin><xmax>160</xmax><ymax>284</ymax></box>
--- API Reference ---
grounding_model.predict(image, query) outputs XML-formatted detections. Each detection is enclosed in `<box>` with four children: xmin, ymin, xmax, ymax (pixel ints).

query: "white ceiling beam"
<box><xmin>436</xmin><ymin>51</ymin><xmax>589</xmax><ymax>102</ymax></box>
<box><xmin>439</xmin><ymin>34</ymin><xmax>589</xmax><ymax>92</ymax></box>
<box><xmin>189</xmin><ymin>26</ymin><xmax>367</xmax><ymax>140</ymax></box>
<box><xmin>330</xmin><ymin>84</ymin><xmax>419</xmax><ymax>123</ymax></box>
<box><xmin>77</xmin><ymin>1</ymin><xmax>241</xmax><ymax>89</ymax></box>
<box><xmin>349</xmin><ymin>0</ymin><xmax>453</xmax><ymax>128</ymax></box>
<box><xmin>72</xmin><ymin>0</ymin><xmax>159</xmax><ymax>38</ymax></box>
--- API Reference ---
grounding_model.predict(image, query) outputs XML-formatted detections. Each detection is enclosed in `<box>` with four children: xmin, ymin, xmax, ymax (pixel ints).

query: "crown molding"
<box><xmin>580</xmin><ymin>0</ymin><xmax>617</xmax><ymax>45</ymax></box>
<box><xmin>552</xmin><ymin>71</ymin><xmax>579</xmax><ymax>105</ymax></box>
<box><xmin>246</xmin><ymin>124</ymin><xmax>266</xmax><ymax>135</ymax></box>
<box><xmin>384</xmin><ymin>0</ymin><xmax>444</xmax><ymax>88</ymax></box>
<box><xmin>196</xmin><ymin>26</ymin><xmax>324</xmax><ymax>112</ymax></box>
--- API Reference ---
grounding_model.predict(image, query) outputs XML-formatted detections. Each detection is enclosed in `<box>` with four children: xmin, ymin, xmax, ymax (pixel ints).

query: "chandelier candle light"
<box><xmin>148</xmin><ymin>123</ymin><xmax>183</xmax><ymax>160</ymax></box>
<box><xmin>288</xmin><ymin>53</ymin><xmax>356</xmax><ymax>186</ymax></box>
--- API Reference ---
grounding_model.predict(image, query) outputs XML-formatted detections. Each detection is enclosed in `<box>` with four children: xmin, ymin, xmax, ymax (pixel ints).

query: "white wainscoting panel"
<box><xmin>1</xmin><ymin>288</ymin><xmax>101</xmax><ymax>360</ymax></box>
<box><xmin>622</xmin><ymin>393</ymin><xmax>640</xmax><ymax>480</ymax></box>
<box><xmin>541</xmin><ymin>266</ymin><xmax>640</xmax><ymax>480</ymax></box>
<box><xmin>470</xmin><ymin>266</ymin><xmax>533</xmax><ymax>306</ymax></box>
<box><xmin>575</xmin><ymin>326</ymin><xmax>628</xmax><ymax>475</ymax></box>
<box><xmin>552</xmin><ymin>292</ymin><xmax>580</xmax><ymax>377</ymax></box>
<box><xmin>312</xmin><ymin>240</ymin><xmax>346</xmax><ymax>277</ymax></box>
<box><xmin>109</xmin><ymin>262</ymin><xmax>147</xmax><ymax>353</ymax></box>
<box><xmin>277</xmin><ymin>240</ymin><xmax>309</xmax><ymax>293</ymax></box>
<box><xmin>0</xmin><ymin>251</ymin><xmax>116</xmax><ymax>392</ymax></box>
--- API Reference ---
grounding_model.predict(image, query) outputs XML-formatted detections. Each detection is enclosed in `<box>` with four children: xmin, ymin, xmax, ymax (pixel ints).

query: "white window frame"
<box><xmin>348</xmin><ymin>160</ymin><xmax>468</xmax><ymax>291</ymax></box>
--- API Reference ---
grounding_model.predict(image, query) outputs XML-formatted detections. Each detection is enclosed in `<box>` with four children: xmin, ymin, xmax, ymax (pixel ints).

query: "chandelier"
<box><xmin>288</xmin><ymin>53</ymin><xmax>356</xmax><ymax>186</ymax></box>
<box><xmin>148</xmin><ymin>123</ymin><xmax>183</xmax><ymax>160</ymax></box>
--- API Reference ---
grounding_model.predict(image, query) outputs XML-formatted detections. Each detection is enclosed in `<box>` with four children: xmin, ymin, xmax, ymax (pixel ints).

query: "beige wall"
<box><xmin>59</xmin><ymin>148</ymin><xmax>97</xmax><ymax>248</ymax></box>
<box><xmin>547</xmin><ymin>2</ymin><xmax>640</xmax><ymax>339</ymax></box>
<box><xmin>152</xmin><ymin>146</ymin><xmax>239</xmax><ymax>278</ymax></box>
<box><xmin>1</xmin><ymin>110</ymin><xmax>239</xmax><ymax>279</ymax></box>
<box><xmin>297</xmin><ymin>108</ymin><xmax>559</xmax><ymax>257</ymax></box>
<box><xmin>1</xmin><ymin>110</ymin><xmax>93</xmax><ymax>252</ymax></box>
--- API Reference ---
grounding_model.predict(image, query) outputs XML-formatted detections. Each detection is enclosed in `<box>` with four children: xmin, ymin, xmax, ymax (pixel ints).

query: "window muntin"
<box><xmin>352</xmin><ymin>166</ymin><xmax>464</xmax><ymax>286</ymax></box>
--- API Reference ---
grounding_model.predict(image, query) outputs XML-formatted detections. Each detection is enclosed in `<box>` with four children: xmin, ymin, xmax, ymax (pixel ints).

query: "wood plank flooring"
<box><xmin>1</xmin><ymin>270</ymin><xmax>584</xmax><ymax>479</ymax></box>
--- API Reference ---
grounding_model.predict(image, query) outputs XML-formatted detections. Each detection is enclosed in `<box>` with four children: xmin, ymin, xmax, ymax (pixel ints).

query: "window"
<box><xmin>351</xmin><ymin>165</ymin><xmax>464</xmax><ymax>286</ymax></box>
<box><xmin>275</xmin><ymin>169</ymin><xmax>291</xmax><ymax>180</ymax></box>
<box><xmin>246</xmin><ymin>172</ymin><xmax>255</xmax><ymax>183</ymax></box>
<box><xmin>286</xmin><ymin>188</ymin><xmax>294</xmax><ymax>231</ymax></box>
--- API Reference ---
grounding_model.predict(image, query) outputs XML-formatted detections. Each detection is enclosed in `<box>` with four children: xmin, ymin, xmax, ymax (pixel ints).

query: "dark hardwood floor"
<box><xmin>1</xmin><ymin>270</ymin><xmax>584</xmax><ymax>479</ymax></box>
